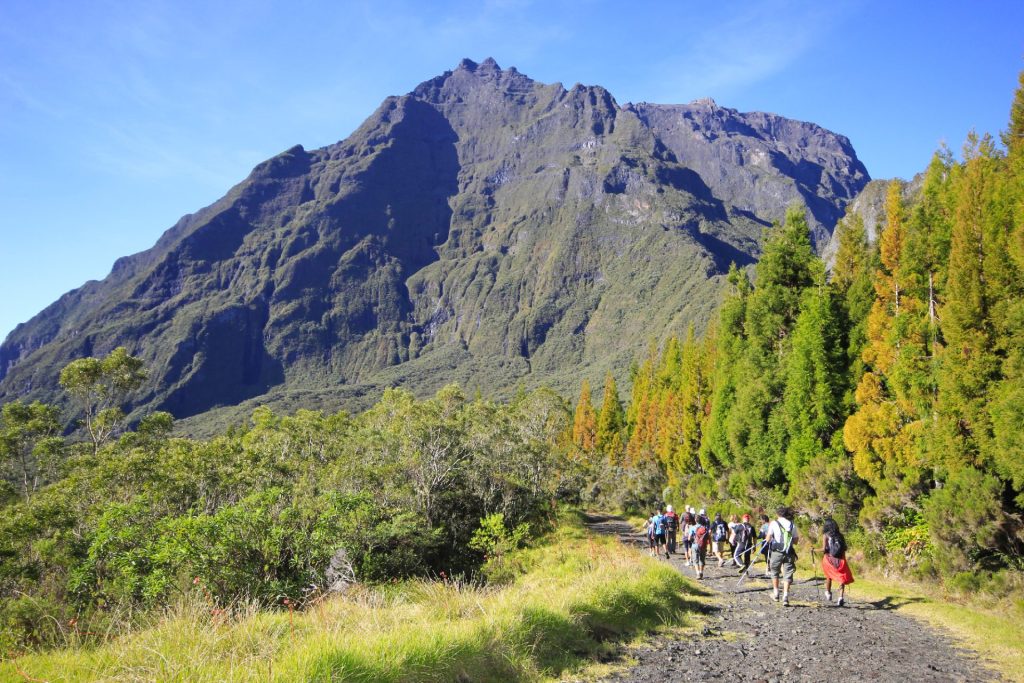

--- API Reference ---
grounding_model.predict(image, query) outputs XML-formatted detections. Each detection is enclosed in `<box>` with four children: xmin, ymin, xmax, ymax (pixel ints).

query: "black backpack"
<box><xmin>664</xmin><ymin>512</ymin><xmax>678</xmax><ymax>532</ymax></box>
<box><xmin>734</xmin><ymin>523</ymin><xmax>752</xmax><ymax>548</ymax></box>
<box><xmin>712</xmin><ymin>520</ymin><xmax>728</xmax><ymax>541</ymax></box>
<box><xmin>826</xmin><ymin>533</ymin><xmax>846</xmax><ymax>559</ymax></box>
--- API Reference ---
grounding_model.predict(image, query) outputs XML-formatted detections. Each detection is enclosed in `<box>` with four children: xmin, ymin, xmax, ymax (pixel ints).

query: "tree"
<box><xmin>571</xmin><ymin>379</ymin><xmax>597</xmax><ymax>454</ymax></box>
<box><xmin>0</xmin><ymin>401</ymin><xmax>62</xmax><ymax>501</ymax></box>
<box><xmin>59</xmin><ymin>347</ymin><xmax>148</xmax><ymax>455</ymax></box>
<box><xmin>595</xmin><ymin>373</ymin><xmax>625</xmax><ymax>462</ymax></box>
<box><xmin>844</xmin><ymin>181</ymin><xmax>930</xmax><ymax>525</ymax></box>
<box><xmin>782</xmin><ymin>269</ymin><xmax>846</xmax><ymax>478</ymax></box>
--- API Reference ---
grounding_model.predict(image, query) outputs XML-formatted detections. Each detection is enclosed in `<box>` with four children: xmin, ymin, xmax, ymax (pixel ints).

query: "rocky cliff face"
<box><xmin>0</xmin><ymin>59</ymin><xmax>870</xmax><ymax>430</ymax></box>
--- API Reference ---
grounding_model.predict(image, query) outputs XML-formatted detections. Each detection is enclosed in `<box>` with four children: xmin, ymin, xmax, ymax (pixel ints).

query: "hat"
<box><xmin>699</xmin><ymin>508</ymin><xmax>706</xmax><ymax>515</ymax></box>
<box><xmin>742</xmin><ymin>514</ymin><xmax>750</xmax><ymax>521</ymax></box>
<box><xmin>666</xmin><ymin>505</ymin><xmax>674</xmax><ymax>512</ymax></box>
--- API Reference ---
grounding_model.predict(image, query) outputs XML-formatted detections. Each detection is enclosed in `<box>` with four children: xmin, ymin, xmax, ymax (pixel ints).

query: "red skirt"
<box><xmin>821</xmin><ymin>555</ymin><xmax>855</xmax><ymax>585</ymax></box>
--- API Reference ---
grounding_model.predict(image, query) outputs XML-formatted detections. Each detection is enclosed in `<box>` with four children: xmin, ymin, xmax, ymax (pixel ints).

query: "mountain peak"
<box><xmin>413</xmin><ymin>58</ymin><xmax>535</xmax><ymax>103</ymax></box>
<box><xmin>454</xmin><ymin>57</ymin><xmax>502</xmax><ymax>74</ymax></box>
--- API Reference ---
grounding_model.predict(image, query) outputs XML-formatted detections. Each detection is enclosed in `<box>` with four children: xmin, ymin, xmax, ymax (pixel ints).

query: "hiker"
<box><xmin>643</xmin><ymin>509</ymin><xmax>662</xmax><ymax>557</ymax></box>
<box><xmin>821</xmin><ymin>518</ymin><xmax>855</xmax><ymax>607</ymax></box>
<box><xmin>645</xmin><ymin>508</ymin><xmax>668</xmax><ymax>558</ymax></box>
<box><xmin>725</xmin><ymin>514</ymin><xmax>740</xmax><ymax>566</ymax></box>
<box><xmin>757</xmin><ymin>514</ymin><xmax>771</xmax><ymax>577</ymax></box>
<box><xmin>682</xmin><ymin>506</ymin><xmax>696</xmax><ymax>566</ymax></box>
<box><xmin>766</xmin><ymin>507</ymin><xmax>799</xmax><ymax>606</ymax></box>
<box><xmin>711</xmin><ymin>512</ymin><xmax>730</xmax><ymax>567</ymax></box>
<box><xmin>688</xmin><ymin>514</ymin><xmax>711</xmax><ymax>579</ymax></box>
<box><xmin>731</xmin><ymin>514</ymin><xmax>755</xmax><ymax>573</ymax></box>
<box><xmin>663</xmin><ymin>505</ymin><xmax>680</xmax><ymax>557</ymax></box>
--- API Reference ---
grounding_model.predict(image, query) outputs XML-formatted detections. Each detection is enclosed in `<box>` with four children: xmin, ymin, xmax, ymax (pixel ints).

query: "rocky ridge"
<box><xmin>0</xmin><ymin>58</ymin><xmax>869</xmax><ymax>430</ymax></box>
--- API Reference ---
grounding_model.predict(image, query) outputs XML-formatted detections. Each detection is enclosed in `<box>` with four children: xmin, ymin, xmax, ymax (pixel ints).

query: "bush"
<box><xmin>923</xmin><ymin>467</ymin><xmax>1004</xmax><ymax>574</ymax></box>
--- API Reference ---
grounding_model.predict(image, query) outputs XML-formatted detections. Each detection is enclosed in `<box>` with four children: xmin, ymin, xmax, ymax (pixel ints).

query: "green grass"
<box><xmin>0</xmin><ymin>512</ymin><xmax>704</xmax><ymax>682</ymax></box>
<box><xmin>844</xmin><ymin>572</ymin><xmax>1024</xmax><ymax>682</ymax></box>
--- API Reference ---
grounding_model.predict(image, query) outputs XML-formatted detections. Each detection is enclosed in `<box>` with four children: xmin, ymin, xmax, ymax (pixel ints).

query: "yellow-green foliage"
<box><xmin>1</xmin><ymin>514</ymin><xmax>698</xmax><ymax>682</ymax></box>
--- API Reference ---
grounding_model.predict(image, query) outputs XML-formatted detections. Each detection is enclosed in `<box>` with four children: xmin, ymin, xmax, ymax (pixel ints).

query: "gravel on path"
<box><xmin>582</xmin><ymin>512</ymin><xmax>997</xmax><ymax>683</ymax></box>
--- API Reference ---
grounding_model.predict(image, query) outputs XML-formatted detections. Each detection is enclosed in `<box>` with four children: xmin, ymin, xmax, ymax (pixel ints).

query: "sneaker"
<box><xmin>772</xmin><ymin>589</ymin><xmax>780</xmax><ymax>601</ymax></box>
<box><xmin>782</xmin><ymin>594</ymin><xmax>790</xmax><ymax>606</ymax></box>
<box><xmin>737</xmin><ymin>566</ymin><xmax>746</xmax><ymax>574</ymax></box>
<box><xmin>825</xmin><ymin>590</ymin><xmax>832</xmax><ymax>602</ymax></box>
<box><xmin>836</xmin><ymin>597</ymin><xmax>845</xmax><ymax>607</ymax></box>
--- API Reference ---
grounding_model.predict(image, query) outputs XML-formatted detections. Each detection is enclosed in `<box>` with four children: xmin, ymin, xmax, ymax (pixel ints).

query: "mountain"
<box><xmin>0</xmin><ymin>58</ymin><xmax>869</xmax><ymax>432</ymax></box>
<box><xmin>822</xmin><ymin>175</ymin><xmax>923</xmax><ymax>264</ymax></box>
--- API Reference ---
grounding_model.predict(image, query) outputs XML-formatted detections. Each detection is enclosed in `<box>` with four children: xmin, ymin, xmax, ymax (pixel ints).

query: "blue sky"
<box><xmin>1</xmin><ymin>0</ymin><xmax>1022</xmax><ymax>341</ymax></box>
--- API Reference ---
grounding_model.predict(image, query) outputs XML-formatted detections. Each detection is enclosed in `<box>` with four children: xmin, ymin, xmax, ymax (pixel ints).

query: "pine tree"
<box><xmin>936</xmin><ymin>133</ymin><xmax>1002</xmax><ymax>472</ymax></box>
<box><xmin>572</xmin><ymin>379</ymin><xmax>597</xmax><ymax>453</ymax></box>
<box><xmin>782</xmin><ymin>265</ymin><xmax>846</xmax><ymax>478</ymax></box>
<box><xmin>595</xmin><ymin>373</ymin><xmax>626</xmax><ymax>462</ymax></box>
<box><xmin>701</xmin><ymin>264</ymin><xmax>750</xmax><ymax>471</ymax></box>
<box><xmin>844</xmin><ymin>180</ymin><xmax>930</xmax><ymax>524</ymax></box>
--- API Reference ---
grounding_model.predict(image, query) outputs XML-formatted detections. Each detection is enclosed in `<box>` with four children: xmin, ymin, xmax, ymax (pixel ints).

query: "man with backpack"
<box><xmin>688</xmin><ymin>514</ymin><xmax>711</xmax><ymax>579</ymax></box>
<box><xmin>644</xmin><ymin>507</ymin><xmax>669</xmax><ymax>559</ymax></box>
<box><xmin>766</xmin><ymin>507</ymin><xmax>799</xmax><ymax>606</ymax></box>
<box><xmin>711</xmin><ymin>512</ymin><xmax>730</xmax><ymax>567</ymax></box>
<box><xmin>731</xmin><ymin>514</ymin><xmax>755</xmax><ymax>574</ymax></box>
<box><xmin>663</xmin><ymin>505</ymin><xmax>680</xmax><ymax>557</ymax></box>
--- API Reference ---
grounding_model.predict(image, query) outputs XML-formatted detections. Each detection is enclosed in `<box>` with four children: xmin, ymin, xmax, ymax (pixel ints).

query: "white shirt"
<box><xmin>767</xmin><ymin>517</ymin><xmax>798</xmax><ymax>551</ymax></box>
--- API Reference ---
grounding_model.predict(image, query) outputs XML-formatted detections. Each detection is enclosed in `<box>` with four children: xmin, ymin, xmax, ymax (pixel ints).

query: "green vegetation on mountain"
<box><xmin>573</xmin><ymin>72</ymin><xmax>1024</xmax><ymax>586</ymax></box>
<box><xmin>0</xmin><ymin>59</ymin><xmax>868</xmax><ymax>434</ymax></box>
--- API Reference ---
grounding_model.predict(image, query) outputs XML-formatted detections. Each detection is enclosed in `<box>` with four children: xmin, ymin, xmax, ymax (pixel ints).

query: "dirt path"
<box><xmin>582</xmin><ymin>513</ymin><xmax>996</xmax><ymax>683</ymax></box>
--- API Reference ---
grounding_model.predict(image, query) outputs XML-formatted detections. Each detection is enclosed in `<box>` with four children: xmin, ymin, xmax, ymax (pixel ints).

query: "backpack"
<box><xmin>692</xmin><ymin>524</ymin><xmax>710</xmax><ymax>550</ymax></box>
<box><xmin>826</xmin><ymin>533</ymin><xmax>846</xmax><ymax>559</ymax></box>
<box><xmin>712</xmin><ymin>520</ymin><xmax>728</xmax><ymax>541</ymax></box>
<box><xmin>663</xmin><ymin>512</ymin><xmax>678</xmax><ymax>532</ymax></box>
<box><xmin>771</xmin><ymin>520</ymin><xmax>795</xmax><ymax>554</ymax></box>
<box><xmin>734</xmin><ymin>523</ymin><xmax>751</xmax><ymax>548</ymax></box>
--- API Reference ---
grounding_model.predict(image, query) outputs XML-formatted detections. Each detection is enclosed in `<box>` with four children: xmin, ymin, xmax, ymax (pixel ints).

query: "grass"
<box><xmin>845</xmin><ymin>571</ymin><xmax>1024</xmax><ymax>682</ymax></box>
<box><xmin>0</xmin><ymin>511</ymin><xmax>704</xmax><ymax>682</ymax></box>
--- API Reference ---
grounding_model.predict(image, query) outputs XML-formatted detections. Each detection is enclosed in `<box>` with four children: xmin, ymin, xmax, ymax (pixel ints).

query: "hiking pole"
<box><xmin>737</xmin><ymin>539</ymin><xmax>769</xmax><ymax>586</ymax></box>
<box><xmin>810</xmin><ymin>548</ymin><xmax>821</xmax><ymax>602</ymax></box>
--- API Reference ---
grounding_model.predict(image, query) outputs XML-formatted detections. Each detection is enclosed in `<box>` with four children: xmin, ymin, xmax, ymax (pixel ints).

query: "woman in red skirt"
<box><xmin>821</xmin><ymin>519</ymin><xmax>855</xmax><ymax>607</ymax></box>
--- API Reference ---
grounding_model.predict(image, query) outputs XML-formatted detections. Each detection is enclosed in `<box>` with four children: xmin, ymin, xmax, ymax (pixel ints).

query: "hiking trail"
<box><xmin>581</xmin><ymin>513</ymin><xmax>997</xmax><ymax>683</ymax></box>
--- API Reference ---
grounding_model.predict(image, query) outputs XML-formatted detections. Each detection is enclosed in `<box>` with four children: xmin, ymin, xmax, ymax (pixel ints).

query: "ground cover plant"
<box><xmin>0</xmin><ymin>512</ymin><xmax>701</xmax><ymax>682</ymax></box>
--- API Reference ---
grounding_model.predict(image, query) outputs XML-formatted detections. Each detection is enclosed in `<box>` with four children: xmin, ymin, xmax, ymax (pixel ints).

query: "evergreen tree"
<box><xmin>782</xmin><ymin>265</ymin><xmax>846</xmax><ymax>478</ymax></box>
<box><xmin>571</xmin><ymin>379</ymin><xmax>597</xmax><ymax>454</ymax></box>
<box><xmin>844</xmin><ymin>181</ymin><xmax>930</xmax><ymax>525</ymax></box>
<box><xmin>936</xmin><ymin>133</ymin><xmax>1003</xmax><ymax>472</ymax></box>
<box><xmin>595</xmin><ymin>373</ymin><xmax>626</xmax><ymax>462</ymax></box>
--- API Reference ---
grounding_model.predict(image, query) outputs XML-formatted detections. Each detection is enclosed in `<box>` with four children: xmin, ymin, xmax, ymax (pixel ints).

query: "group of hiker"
<box><xmin>643</xmin><ymin>505</ymin><xmax>854</xmax><ymax>607</ymax></box>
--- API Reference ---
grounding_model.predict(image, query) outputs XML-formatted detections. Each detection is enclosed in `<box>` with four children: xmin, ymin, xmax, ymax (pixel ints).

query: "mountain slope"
<box><xmin>0</xmin><ymin>58</ymin><xmax>869</xmax><ymax>430</ymax></box>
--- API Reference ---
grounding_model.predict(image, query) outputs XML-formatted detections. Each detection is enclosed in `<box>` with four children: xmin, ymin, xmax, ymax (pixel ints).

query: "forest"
<box><xmin>572</xmin><ymin>72</ymin><xmax>1024</xmax><ymax>587</ymax></box>
<box><xmin>1</xmin><ymin>72</ymin><xmax>1022</xmax><ymax>658</ymax></box>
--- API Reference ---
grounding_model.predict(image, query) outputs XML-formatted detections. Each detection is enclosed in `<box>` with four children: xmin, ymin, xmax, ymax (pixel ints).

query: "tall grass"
<box><xmin>1</xmin><ymin>512</ymin><xmax>702</xmax><ymax>682</ymax></box>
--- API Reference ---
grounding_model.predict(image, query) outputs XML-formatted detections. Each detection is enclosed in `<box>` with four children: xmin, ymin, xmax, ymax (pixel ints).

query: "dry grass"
<box><xmin>1</xmin><ymin>513</ymin><xmax>703</xmax><ymax>682</ymax></box>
